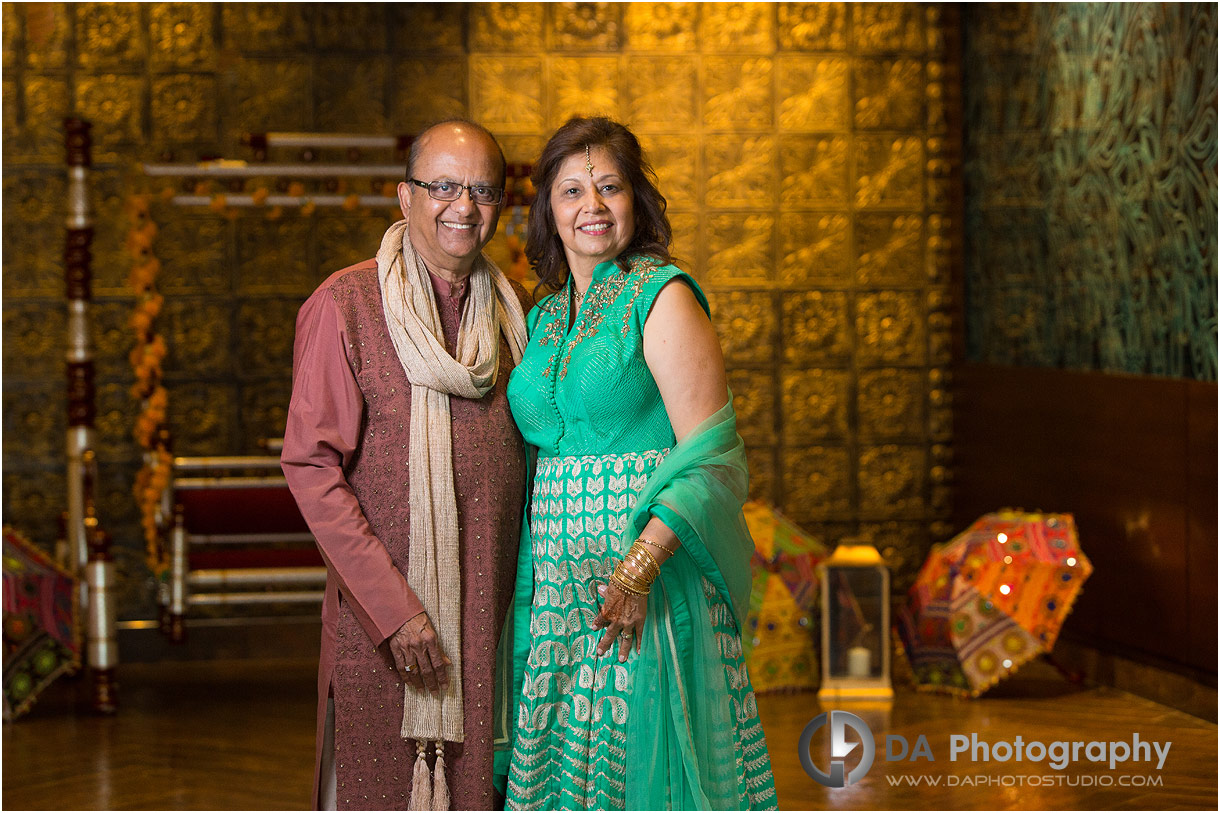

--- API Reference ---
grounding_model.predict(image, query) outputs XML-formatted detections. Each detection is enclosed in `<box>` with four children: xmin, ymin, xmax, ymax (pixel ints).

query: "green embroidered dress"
<box><xmin>500</xmin><ymin>256</ymin><xmax>777</xmax><ymax>810</ymax></box>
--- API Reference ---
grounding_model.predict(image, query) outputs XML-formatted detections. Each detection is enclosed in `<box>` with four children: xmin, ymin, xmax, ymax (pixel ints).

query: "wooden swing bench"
<box><xmin>160</xmin><ymin>449</ymin><xmax>324</xmax><ymax>642</ymax></box>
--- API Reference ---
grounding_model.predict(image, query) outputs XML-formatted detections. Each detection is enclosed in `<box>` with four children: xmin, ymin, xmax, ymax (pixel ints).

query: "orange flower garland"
<box><xmin>125</xmin><ymin>195</ymin><xmax>171</xmax><ymax>580</ymax></box>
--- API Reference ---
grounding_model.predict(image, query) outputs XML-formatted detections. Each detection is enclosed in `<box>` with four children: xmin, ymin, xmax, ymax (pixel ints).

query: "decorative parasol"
<box><xmin>742</xmin><ymin>501</ymin><xmax>828</xmax><ymax>692</ymax></box>
<box><xmin>896</xmin><ymin>510</ymin><xmax>1092</xmax><ymax>697</ymax></box>
<box><xmin>3</xmin><ymin>527</ymin><xmax>81</xmax><ymax>720</ymax></box>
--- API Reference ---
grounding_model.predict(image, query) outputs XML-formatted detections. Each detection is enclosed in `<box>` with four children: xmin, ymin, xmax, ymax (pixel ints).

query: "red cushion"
<box><xmin>177</xmin><ymin>488</ymin><xmax>311</xmax><ymax>536</ymax></box>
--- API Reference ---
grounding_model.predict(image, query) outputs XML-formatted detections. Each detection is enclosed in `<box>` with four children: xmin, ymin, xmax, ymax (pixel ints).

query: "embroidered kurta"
<box><xmin>500</xmin><ymin>256</ymin><xmax>777</xmax><ymax>809</ymax></box>
<box><xmin>282</xmin><ymin>259</ymin><xmax>531</xmax><ymax>810</ymax></box>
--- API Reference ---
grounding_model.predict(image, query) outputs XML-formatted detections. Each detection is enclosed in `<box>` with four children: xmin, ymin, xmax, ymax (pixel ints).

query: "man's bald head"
<box><xmin>407</xmin><ymin>119</ymin><xmax>507</xmax><ymax>187</ymax></box>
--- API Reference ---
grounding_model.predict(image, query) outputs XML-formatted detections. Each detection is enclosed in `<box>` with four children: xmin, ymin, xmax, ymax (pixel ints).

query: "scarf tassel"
<box><xmin>432</xmin><ymin>742</ymin><xmax>450</xmax><ymax>810</ymax></box>
<box><xmin>408</xmin><ymin>741</ymin><xmax>450</xmax><ymax>811</ymax></box>
<box><xmin>409</xmin><ymin>741</ymin><xmax>431</xmax><ymax>810</ymax></box>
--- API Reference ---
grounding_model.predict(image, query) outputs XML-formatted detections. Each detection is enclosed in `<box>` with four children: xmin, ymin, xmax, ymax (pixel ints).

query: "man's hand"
<box><xmin>389</xmin><ymin>611</ymin><xmax>450</xmax><ymax>695</ymax></box>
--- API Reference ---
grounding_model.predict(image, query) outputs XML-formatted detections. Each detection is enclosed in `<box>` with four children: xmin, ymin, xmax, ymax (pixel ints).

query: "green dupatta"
<box><xmin>494</xmin><ymin>396</ymin><xmax>756</xmax><ymax>810</ymax></box>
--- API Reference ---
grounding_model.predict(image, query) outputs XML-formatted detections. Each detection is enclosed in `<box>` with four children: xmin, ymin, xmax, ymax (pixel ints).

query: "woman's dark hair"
<box><xmin>526</xmin><ymin>117</ymin><xmax>672</xmax><ymax>295</ymax></box>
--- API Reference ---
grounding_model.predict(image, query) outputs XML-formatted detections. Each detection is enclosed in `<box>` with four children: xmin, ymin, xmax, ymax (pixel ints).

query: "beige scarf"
<box><xmin>375</xmin><ymin>219</ymin><xmax>526</xmax><ymax>809</ymax></box>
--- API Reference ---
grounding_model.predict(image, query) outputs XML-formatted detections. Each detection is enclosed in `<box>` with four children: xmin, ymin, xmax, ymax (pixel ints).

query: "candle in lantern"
<box><xmin>847</xmin><ymin>646</ymin><xmax>872</xmax><ymax>678</ymax></box>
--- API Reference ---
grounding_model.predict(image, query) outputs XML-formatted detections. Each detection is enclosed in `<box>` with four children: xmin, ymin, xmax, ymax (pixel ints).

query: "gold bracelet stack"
<box><xmin>611</xmin><ymin>540</ymin><xmax>661</xmax><ymax>596</ymax></box>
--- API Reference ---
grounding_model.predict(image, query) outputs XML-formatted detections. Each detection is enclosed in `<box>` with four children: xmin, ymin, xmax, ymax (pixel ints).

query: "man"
<box><xmin>282</xmin><ymin>120</ymin><xmax>531</xmax><ymax>811</ymax></box>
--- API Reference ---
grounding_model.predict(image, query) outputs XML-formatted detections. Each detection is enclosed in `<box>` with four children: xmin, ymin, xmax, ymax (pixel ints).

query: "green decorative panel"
<box><xmin>964</xmin><ymin>3</ymin><xmax>1218</xmax><ymax>381</ymax></box>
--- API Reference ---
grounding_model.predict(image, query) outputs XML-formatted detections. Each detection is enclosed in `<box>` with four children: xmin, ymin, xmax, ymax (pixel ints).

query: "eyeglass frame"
<box><xmin>406</xmin><ymin>178</ymin><xmax>504</xmax><ymax>206</ymax></box>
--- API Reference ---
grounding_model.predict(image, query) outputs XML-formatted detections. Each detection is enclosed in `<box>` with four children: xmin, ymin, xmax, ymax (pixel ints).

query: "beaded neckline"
<box><xmin>537</xmin><ymin>256</ymin><xmax>662</xmax><ymax>378</ymax></box>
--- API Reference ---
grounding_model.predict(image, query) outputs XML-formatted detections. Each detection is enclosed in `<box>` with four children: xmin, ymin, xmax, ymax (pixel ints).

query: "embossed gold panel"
<box><xmin>778</xmin><ymin>56</ymin><xmax>850</xmax><ymax>132</ymax></box>
<box><xmin>707</xmin><ymin>213</ymin><xmax>774</xmax><ymax>284</ymax></box>
<box><xmin>780</xmin><ymin>135</ymin><xmax>849</xmax><ymax>208</ymax></box>
<box><xmin>24</xmin><ymin>3</ymin><xmax>71</xmax><ymax>70</ymax></box>
<box><xmin>76</xmin><ymin>3</ymin><xmax>146</xmax><ymax>69</ymax></box>
<box><xmin>704</xmin><ymin>135</ymin><xmax>776</xmax><ymax>209</ymax></box>
<box><xmin>711</xmin><ymin>290</ymin><xmax>776</xmax><ymax>366</ymax></box>
<box><xmin>470</xmin><ymin>57</ymin><xmax>545</xmax><ymax>132</ymax></box>
<box><xmin>858</xmin><ymin>444</ymin><xmax>925</xmax><ymax>519</ymax></box>
<box><xmin>469</xmin><ymin>3</ymin><xmax>544</xmax><ymax>51</ymax></box>
<box><xmin>18</xmin><ymin>75</ymin><xmax>71</xmax><ymax>163</ymax></box>
<box><xmin>639</xmin><ymin>134</ymin><xmax>700</xmax><ymax>211</ymax></box>
<box><xmin>236</xmin><ymin>219</ymin><xmax>315</xmax><ymax>295</ymax></box>
<box><xmin>700</xmin><ymin>3</ymin><xmax>774</xmax><ymax>53</ymax></box>
<box><xmin>550</xmin><ymin>56</ymin><xmax>620</xmax><ymax>128</ymax></box>
<box><xmin>222</xmin><ymin>4</ymin><xmax>312</xmax><ymax>52</ymax></box>
<box><xmin>1</xmin><ymin>2</ymin><xmax>959</xmax><ymax>603</ymax></box>
<box><xmin>549</xmin><ymin>2</ymin><xmax>621</xmax><ymax>51</ymax></box>
<box><xmin>313</xmin><ymin>4</ymin><xmax>387</xmax><ymax>50</ymax></box>
<box><xmin>76</xmin><ymin>74</ymin><xmax>144</xmax><ymax>156</ymax></box>
<box><xmin>156</xmin><ymin>217</ymin><xmax>229</xmax><ymax>295</ymax></box>
<box><xmin>778</xmin><ymin>2</ymin><xmax>847</xmax><ymax>50</ymax></box>
<box><xmin>152</xmin><ymin>75</ymin><xmax>219</xmax><ymax>146</ymax></box>
<box><xmin>778</xmin><ymin>213</ymin><xmax>851</xmax><ymax>286</ymax></box>
<box><xmin>3</xmin><ymin>5</ymin><xmax>22</xmax><ymax>68</ymax></box>
<box><xmin>623</xmin><ymin>2</ymin><xmax>698</xmax><ymax>52</ymax></box>
<box><xmin>398</xmin><ymin>4</ymin><xmax>466</xmax><ymax>51</ymax></box>
<box><xmin>626</xmin><ymin>58</ymin><xmax>698</xmax><ymax>131</ymax></box>
<box><xmin>150</xmin><ymin>3</ymin><xmax>215</xmax><ymax>70</ymax></box>
<box><xmin>783</xmin><ymin>446</ymin><xmax>853</xmax><ymax>522</ymax></box>
<box><xmin>728</xmin><ymin>369</ymin><xmax>777</xmax><ymax>446</ymax></box>
<box><xmin>317</xmin><ymin>57</ymin><xmax>390</xmax><ymax>133</ymax></box>
<box><xmin>227</xmin><ymin>59</ymin><xmax>313</xmax><ymax>136</ymax></box>
<box><xmin>782</xmin><ymin>291</ymin><xmax>853</xmax><ymax>365</ymax></box>
<box><xmin>703</xmin><ymin>57</ymin><xmax>773</xmax><ymax>129</ymax></box>
<box><xmin>393</xmin><ymin>58</ymin><xmax>467</xmax><ymax>132</ymax></box>
<box><xmin>781</xmin><ymin>368</ymin><xmax>850</xmax><ymax>443</ymax></box>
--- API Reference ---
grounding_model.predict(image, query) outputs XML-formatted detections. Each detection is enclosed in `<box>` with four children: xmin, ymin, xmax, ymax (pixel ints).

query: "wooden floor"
<box><xmin>3</xmin><ymin>657</ymin><xmax>1216</xmax><ymax>810</ymax></box>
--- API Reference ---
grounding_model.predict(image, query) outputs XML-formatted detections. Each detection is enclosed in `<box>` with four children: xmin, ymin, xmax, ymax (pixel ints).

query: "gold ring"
<box><xmin>619</xmin><ymin>631</ymin><xmax>632</xmax><ymax>639</ymax></box>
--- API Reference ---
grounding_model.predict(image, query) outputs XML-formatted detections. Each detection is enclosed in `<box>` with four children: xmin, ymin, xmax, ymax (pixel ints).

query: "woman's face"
<box><xmin>549</xmin><ymin>146</ymin><xmax>635</xmax><ymax>276</ymax></box>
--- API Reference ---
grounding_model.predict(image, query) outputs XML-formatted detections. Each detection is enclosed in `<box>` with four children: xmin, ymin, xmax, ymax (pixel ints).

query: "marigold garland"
<box><xmin>125</xmin><ymin>194</ymin><xmax>171</xmax><ymax>580</ymax></box>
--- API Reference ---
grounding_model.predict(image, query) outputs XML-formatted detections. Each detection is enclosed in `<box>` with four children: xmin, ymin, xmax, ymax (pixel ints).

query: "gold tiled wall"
<box><xmin>2</xmin><ymin>3</ymin><xmax>958</xmax><ymax>607</ymax></box>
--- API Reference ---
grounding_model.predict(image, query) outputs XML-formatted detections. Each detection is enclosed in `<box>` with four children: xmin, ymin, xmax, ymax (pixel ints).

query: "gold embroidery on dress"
<box><xmin>537</xmin><ymin>291</ymin><xmax>568</xmax><ymax>378</ymax></box>
<box><xmin>537</xmin><ymin>291</ymin><xmax>568</xmax><ymax>348</ymax></box>
<box><xmin>620</xmin><ymin>257</ymin><xmax>663</xmax><ymax>335</ymax></box>
<box><xmin>547</xmin><ymin>257</ymin><xmax>663</xmax><ymax>379</ymax></box>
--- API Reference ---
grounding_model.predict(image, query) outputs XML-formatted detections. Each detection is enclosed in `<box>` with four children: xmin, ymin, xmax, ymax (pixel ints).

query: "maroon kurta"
<box><xmin>282</xmin><ymin>259</ymin><xmax>530</xmax><ymax>810</ymax></box>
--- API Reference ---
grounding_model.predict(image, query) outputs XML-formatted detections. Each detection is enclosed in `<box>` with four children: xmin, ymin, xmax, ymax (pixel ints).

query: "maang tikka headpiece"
<box><xmin>584</xmin><ymin>145</ymin><xmax>594</xmax><ymax>178</ymax></box>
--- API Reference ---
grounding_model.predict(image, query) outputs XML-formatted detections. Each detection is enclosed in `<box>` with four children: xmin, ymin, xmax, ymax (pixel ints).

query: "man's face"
<box><xmin>398</xmin><ymin>125</ymin><xmax>504</xmax><ymax>278</ymax></box>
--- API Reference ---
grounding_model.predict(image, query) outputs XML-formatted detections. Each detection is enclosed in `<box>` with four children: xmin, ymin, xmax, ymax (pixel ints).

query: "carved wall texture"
<box><xmin>2</xmin><ymin>2</ymin><xmax>959</xmax><ymax>614</ymax></box>
<box><xmin>962</xmin><ymin>3</ymin><xmax>1218</xmax><ymax>381</ymax></box>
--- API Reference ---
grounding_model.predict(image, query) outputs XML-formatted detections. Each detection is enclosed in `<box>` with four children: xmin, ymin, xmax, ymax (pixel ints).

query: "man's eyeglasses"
<box><xmin>408</xmin><ymin>178</ymin><xmax>503</xmax><ymax>206</ymax></box>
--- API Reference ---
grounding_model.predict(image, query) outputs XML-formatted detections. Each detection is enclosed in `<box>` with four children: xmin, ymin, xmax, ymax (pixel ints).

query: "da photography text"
<box><xmin>800</xmin><ymin>710</ymin><xmax>1173</xmax><ymax>789</ymax></box>
<box><xmin>887</xmin><ymin>732</ymin><xmax>1172</xmax><ymax>771</ymax></box>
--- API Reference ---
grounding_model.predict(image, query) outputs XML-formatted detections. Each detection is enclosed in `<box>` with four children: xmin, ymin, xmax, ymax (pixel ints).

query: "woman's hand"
<box><xmin>388</xmin><ymin>611</ymin><xmax>451</xmax><ymax>695</ymax></box>
<box><xmin>592</xmin><ymin>580</ymin><xmax>648</xmax><ymax>662</ymax></box>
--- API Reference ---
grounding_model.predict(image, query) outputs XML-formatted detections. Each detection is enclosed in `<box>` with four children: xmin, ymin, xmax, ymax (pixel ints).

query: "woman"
<box><xmin>494</xmin><ymin>117</ymin><xmax>777</xmax><ymax>810</ymax></box>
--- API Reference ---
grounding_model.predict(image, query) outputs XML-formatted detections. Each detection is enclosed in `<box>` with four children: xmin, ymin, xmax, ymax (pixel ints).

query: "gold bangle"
<box><xmin>637</xmin><ymin>537</ymin><xmax>671</xmax><ymax>556</ymax></box>
<box><xmin>626</xmin><ymin>542</ymin><xmax>661</xmax><ymax>575</ymax></box>
<box><xmin>624</xmin><ymin>549</ymin><xmax>659</xmax><ymax>581</ymax></box>
<box><xmin>616</xmin><ymin>558</ymin><xmax>654</xmax><ymax>587</ymax></box>
<box><xmin>624</xmin><ymin>551</ymin><xmax>663</xmax><ymax>583</ymax></box>
<box><xmin>610</xmin><ymin>571</ymin><xmax>649</xmax><ymax>596</ymax></box>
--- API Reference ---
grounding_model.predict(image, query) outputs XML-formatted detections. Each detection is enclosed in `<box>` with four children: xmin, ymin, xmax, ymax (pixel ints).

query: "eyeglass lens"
<box><xmin>425</xmin><ymin>181</ymin><xmax>501</xmax><ymax>205</ymax></box>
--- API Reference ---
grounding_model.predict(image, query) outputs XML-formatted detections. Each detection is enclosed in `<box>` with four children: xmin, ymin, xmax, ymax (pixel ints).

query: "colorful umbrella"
<box><xmin>3</xmin><ymin>527</ymin><xmax>81</xmax><ymax>720</ymax></box>
<box><xmin>896</xmin><ymin>510</ymin><xmax>1092</xmax><ymax>697</ymax></box>
<box><xmin>742</xmin><ymin>501</ymin><xmax>829</xmax><ymax>692</ymax></box>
